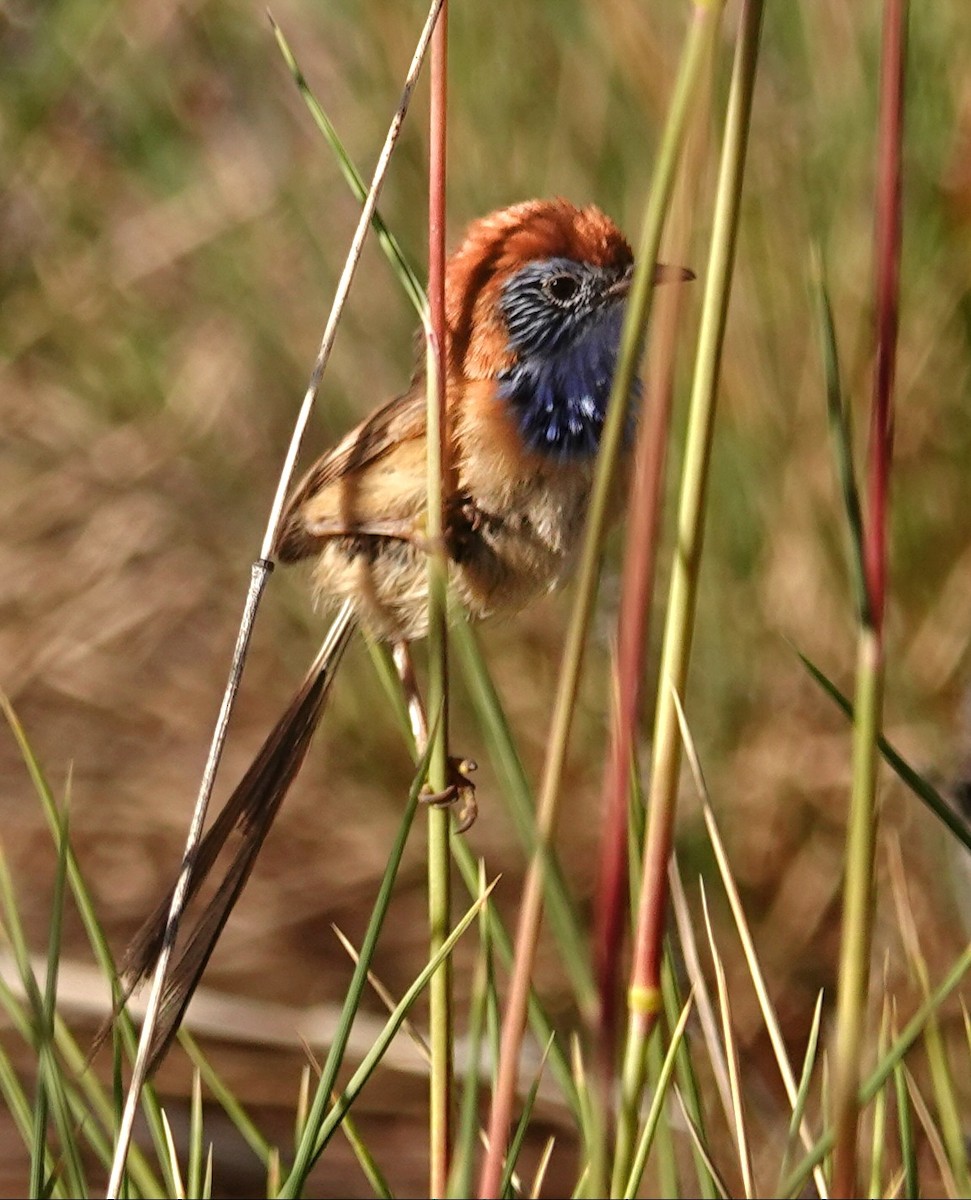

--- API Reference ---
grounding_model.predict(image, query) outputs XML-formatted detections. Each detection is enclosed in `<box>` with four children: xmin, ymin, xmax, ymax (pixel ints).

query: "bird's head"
<box><xmin>444</xmin><ymin>199</ymin><xmax>688</xmax><ymax>458</ymax></box>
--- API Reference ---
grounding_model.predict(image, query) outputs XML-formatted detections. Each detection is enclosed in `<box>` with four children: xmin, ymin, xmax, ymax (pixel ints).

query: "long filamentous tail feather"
<box><xmin>103</xmin><ymin>601</ymin><xmax>357</xmax><ymax>1074</ymax></box>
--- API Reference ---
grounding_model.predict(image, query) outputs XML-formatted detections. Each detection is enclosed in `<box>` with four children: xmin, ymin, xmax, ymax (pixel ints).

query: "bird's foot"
<box><xmin>421</xmin><ymin>756</ymin><xmax>478</xmax><ymax>832</ymax></box>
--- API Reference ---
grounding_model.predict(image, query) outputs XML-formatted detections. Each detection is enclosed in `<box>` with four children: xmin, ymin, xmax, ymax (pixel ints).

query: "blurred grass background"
<box><xmin>3</xmin><ymin>0</ymin><xmax>971</xmax><ymax>1194</ymax></box>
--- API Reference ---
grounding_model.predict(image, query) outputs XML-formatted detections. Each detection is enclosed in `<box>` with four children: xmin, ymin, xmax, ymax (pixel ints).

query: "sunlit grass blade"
<box><xmin>569</xmin><ymin>1034</ymin><xmax>595</xmax><ymax>1198</ymax></box>
<box><xmin>278</xmin><ymin>879</ymin><xmax>496</xmax><ymax>1195</ymax></box>
<box><xmin>180</xmin><ymin>1032</ymin><xmax>273</xmax><ymax>1169</ymax></box>
<box><xmin>661</xmin><ymin>949</ymin><xmax>717</xmax><ymax>1200</ymax></box>
<box><xmin>903</xmin><ymin>1067</ymin><xmax>959</xmax><ymax>1197</ymax></box>
<box><xmin>796</xmin><ymin>651</ymin><xmax>971</xmax><ymax>854</ymax></box>
<box><xmin>673</xmin><ymin>686</ymin><xmax>829</xmax><ymax>1199</ymax></box>
<box><xmin>888</xmin><ymin>839</ymin><xmax>971</xmax><ymax>1193</ymax></box>
<box><xmin>673</xmin><ymin>684</ymin><xmax>830</xmax><ymax>1196</ymax></box>
<box><xmin>332</xmin><ymin>925</ymin><xmax>431</xmax><ymax>1064</ymax></box>
<box><xmin>700</xmin><ymin>883</ymin><xmax>754</xmax><ymax>1198</ymax></box>
<box><xmin>893</xmin><ymin>1052</ymin><xmax>917</xmax><ymax>1200</ymax></box>
<box><xmin>623</xmin><ymin>993</ymin><xmax>693</xmax><ymax>1199</ymax></box>
<box><xmin>423</xmin><ymin>10</ymin><xmax>453</xmax><ymax>1192</ymax></box>
<box><xmin>867</xmin><ymin>1000</ymin><xmax>890</xmax><ymax>1199</ymax></box>
<box><xmin>160</xmin><ymin>1108</ymin><xmax>186</xmax><ymax>1200</ymax></box>
<box><xmin>276</xmin><ymin>745</ymin><xmax>431</xmax><ymax>1196</ymax></box>
<box><xmin>294</xmin><ymin>1064</ymin><xmax>310</xmax><ymax>1150</ymax></box>
<box><xmin>673</xmin><ymin>1086</ymin><xmax>733</xmax><ymax>1200</ymax></box>
<box><xmin>498</xmin><ymin>1035</ymin><xmax>555</xmax><ymax>1199</ymax></box>
<box><xmin>332</xmin><ymin>1096</ymin><xmax>393</xmax><ymax>1200</ymax></box>
<box><xmin>187</xmin><ymin>1070</ymin><xmax>204</xmax><ymax>1200</ymax></box>
<box><xmin>530</xmin><ymin>1135</ymin><xmax>556</xmax><ymax>1199</ymax></box>
<box><xmin>645</xmin><ymin>1028</ymin><xmax>679</xmax><ymax>1198</ymax></box>
<box><xmin>202</xmin><ymin>1144</ymin><xmax>214</xmax><ymax>1200</ymax></box>
<box><xmin>778</xmin><ymin>940</ymin><xmax>971</xmax><ymax>1196</ymax></box>
<box><xmin>267</xmin><ymin>1147</ymin><xmax>281</xmax><ymax>1197</ymax></box>
<box><xmin>1</xmin><ymin>694</ymin><xmax>175</xmax><ymax>1190</ymax></box>
<box><xmin>668</xmin><ymin>862</ymin><xmax>732</xmax><ymax>1127</ymax></box>
<box><xmin>776</xmin><ymin>991</ymin><xmax>824</xmax><ymax>1191</ymax></box>
<box><xmin>448</xmin><ymin>863</ymin><xmax>493</xmax><ymax>1199</ymax></box>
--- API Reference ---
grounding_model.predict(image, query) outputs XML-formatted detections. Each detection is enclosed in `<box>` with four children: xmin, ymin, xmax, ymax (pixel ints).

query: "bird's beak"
<box><xmin>605</xmin><ymin>262</ymin><xmax>694</xmax><ymax>300</ymax></box>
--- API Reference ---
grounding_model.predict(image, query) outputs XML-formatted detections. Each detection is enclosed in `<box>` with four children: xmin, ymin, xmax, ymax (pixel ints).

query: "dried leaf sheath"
<box><xmin>113</xmin><ymin>601</ymin><xmax>357</xmax><ymax>1072</ymax></box>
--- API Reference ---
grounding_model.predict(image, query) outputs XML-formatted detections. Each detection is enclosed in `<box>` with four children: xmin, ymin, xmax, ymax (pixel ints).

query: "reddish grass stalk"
<box><xmin>830</xmin><ymin>2</ymin><xmax>906</xmax><ymax>1195</ymax></box>
<box><xmin>611</xmin><ymin>6</ymin><xmax>762</xmax><ymax>1187</ymax></box>
<box><xmin>425</xmin><ymin>3</ymin><xmax>453</xmax><ymax>1195</ymax></box>
<box><xmin>593</xmin><ymin>225</ymin><xmax>692</xmax><ymax>1078</ymax></box>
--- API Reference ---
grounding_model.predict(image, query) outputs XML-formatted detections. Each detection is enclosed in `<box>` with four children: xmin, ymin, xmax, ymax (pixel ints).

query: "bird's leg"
<box><xmin>391</xmin><ymin>641</ymin><xmax>477</xmax><ymax>831</ymax></box>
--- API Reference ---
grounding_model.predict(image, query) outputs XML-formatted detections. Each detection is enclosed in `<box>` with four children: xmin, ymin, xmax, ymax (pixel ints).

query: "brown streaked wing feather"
<box><xmin>275</xmin><ymin>385</ymin><xmax>428</xmax><ymax>562</ymax></box>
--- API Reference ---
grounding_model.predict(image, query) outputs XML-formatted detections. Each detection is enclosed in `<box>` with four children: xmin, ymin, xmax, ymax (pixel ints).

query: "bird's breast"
<box><xmin>450</xmin><ymin>377</ymin><xmax>623</xmax><ymax>620</ymax></box>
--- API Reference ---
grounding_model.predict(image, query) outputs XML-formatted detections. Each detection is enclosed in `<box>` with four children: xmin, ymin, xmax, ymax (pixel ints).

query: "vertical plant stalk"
<box><xmin>612</xmin><ymin>3</ymin><xmax>763</xmax><ymax>1189</ymax></box>
<box><xmin>104</xmin><ymin>4</ymin><xmax>447</xmax><ymax>1194</ymax></box>
<box><xmin>477</xmin><ymin>8</ymin><xmax>722</xmax><ymax>1195</ymax></box>
<box><xmin>425</xmin><ymin>3</ymin><xmax>453</xmax><ymax>1195</ymax></box>
<box><xmin>830</xmin><ymin>2</ymin><xmax>906</xmax><ymax>1195</ymax></box>
<box><xmin>593</xmin><ymin>111</ymin><xmax>704</xmax><ymax>1093</ymax></box>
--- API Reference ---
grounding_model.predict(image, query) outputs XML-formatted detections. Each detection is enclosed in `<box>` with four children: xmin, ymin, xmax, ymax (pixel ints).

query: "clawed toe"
<box><xmin>421</xmin><ymin>757</ymin><xmax>478</xmax><ymax>831</ymax></box>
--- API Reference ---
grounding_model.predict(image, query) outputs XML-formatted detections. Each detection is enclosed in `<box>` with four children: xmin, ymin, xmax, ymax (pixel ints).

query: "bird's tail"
<box><xmin>106</xmin><ymin>600</ymin><xmax>358</xmax><ymax>1073</ymax></box>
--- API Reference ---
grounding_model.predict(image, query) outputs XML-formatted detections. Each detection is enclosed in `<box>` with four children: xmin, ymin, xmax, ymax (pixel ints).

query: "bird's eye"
<box><xmin>545</xmin><ymin>274</ymin><xmax>580</xmax><ymax>305</ymax></box>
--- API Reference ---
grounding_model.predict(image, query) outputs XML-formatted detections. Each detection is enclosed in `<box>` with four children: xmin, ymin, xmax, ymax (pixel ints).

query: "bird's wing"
<box><xmin>274</xmin><ymin>385</ymin><xmax>428</xmax><ymax>562</ymax></box>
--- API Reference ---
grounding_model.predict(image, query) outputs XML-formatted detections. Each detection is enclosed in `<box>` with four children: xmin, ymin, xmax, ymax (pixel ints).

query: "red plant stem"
<box><xmin>863</xmin><ymin>0</ymin><xmax>905</xmax><ymax>638</ymax></box>
<box><xmin>594</xmin><ymin>265</ymin><xmax>687</xmax><ymax>1073</ymax></box>
<box><xmin>831</xmin><ymin>2</ymin><xmax>906</xmax><ymax>1195</ymax></box>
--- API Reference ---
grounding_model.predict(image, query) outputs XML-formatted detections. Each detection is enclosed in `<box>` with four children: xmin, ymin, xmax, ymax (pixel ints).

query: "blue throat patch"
<box><xmin>496</xmin><ymin>256</ymin><xmax>639</xmax><ymax>460</ymax></box>
<box><xmin>498</xmin><ymin>303</ymin><xmax>635</xmax><ymax>459</ymax></box>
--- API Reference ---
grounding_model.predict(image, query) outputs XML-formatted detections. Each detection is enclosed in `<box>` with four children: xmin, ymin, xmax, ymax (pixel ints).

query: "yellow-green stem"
<box><xmin>477</xmin><ymin>7</ymin><xmax>720</xmax><ymax>1195</ymax></box>
<box><xmin>426</xmin><ymin>4</ymin><xmax>452</xmax><ymax>1193</ymax></box>
<box><xmin>613</xmin><ymin>2</ymin><xmax>762</xmax><ymax>1189</ymax></box>
<box><xmin>830</xmin><ymin>627</ymin><xmax>883</xmax><ymax>1197</ymax></box>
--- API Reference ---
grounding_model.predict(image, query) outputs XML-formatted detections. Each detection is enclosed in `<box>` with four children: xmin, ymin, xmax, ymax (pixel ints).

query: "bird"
<box><xmin>114</xmin><ymin>197</ymin><xmax>691</xmax><ymax>1070</ymax></box>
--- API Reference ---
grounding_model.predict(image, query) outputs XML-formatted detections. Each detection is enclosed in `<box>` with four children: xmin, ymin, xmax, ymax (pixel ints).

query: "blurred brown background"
<box><xmin>3</xmin><ymin>0</ymin><xmax>971</xmax><ymax>1194</ymax></box>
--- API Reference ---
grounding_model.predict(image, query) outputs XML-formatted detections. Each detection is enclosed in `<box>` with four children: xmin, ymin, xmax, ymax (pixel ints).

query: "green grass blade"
<box><xmin>280</xmin><ymin>880</ymin><xmax>496</xmax><ymax>1195</ymax></box>
<box><xmin>277</xmin><ymin>747</ymin><xmax>428</xmax><ymax>1195</ymax></box>
<box><xmin>813</xmin><ymin>263</ymin><xmax>869</xmax><ymax>624</ymax></box>
<box><xmin>867</xmin><ymin>1003</ymin><xmax>890</xmax><ymax>1199</ymax></box>
<box><xmin>30</xmin><ymin>799</ymin><xmax>72</xmax><ymax>1200</ymax></box>
<box><xmin>1</xmin><ymin>694</ymin><xmax>176</xmax><ymax>1191</ymax></box>
<box><xmin>796</xmin><ymin>650</ymin><xmax>971</xmax><ymax>854</ymax></box>
<box><xmin>452</xmin><ymin>618</ymin><xmax>594</xmax><ymax>1012</ymax></box>
<box><xmin>368</xmin><ymin>640</ymin><xmax>580</xmax><ymax>1120</ymax></box>
<box><xmin>673</xmin><ymin>1087</ymin><xmax>733</xmax><ymax>1200</ymax></box>
<box><xmin>187</xmin><ymin>1070</ymin><xmax>203</xmax><ymax>1200</ymax></box>
<box><xmin>894</xmin><ymin>1055</ymin><xmax>918</xmax><ymax>1199</ymax></box>
<box><xmin>0</xmin><ymin>847</ymin><xmax>87</xmax><ymax>1199</ymax></box>
<box><xmin>269</xmin><ymin>15</ymin><xmax>425</xmax><ymax>317</ymax></box>
<box><xmin>448</xmin><ymin>864</ymin><xmax>492</xmax><ymax>1199</ymax></box>
<box><xmin>335</xmin><ymin>1102</ymin><xmax>394</xmax><ymax>1200</ymax></box>
<box><xmin>450</xmin><ymin>836</ymin><xmax>578</xmax><ymax>1117</ymax></box>
<box><xmin>662</xmin><ymin>951</ymin><xmax>716</xmax><ymax>1200</ymax></box>
<box><xmin>0</xmin><ymin>1040</ymin><xmax>65</xmax><ymax>1200</ymax></box>
<box><xmin>779</xmin><ymin>940</ymin><xmax>971</xmax><ymax>1196</ymax></box>
<box><xmin>776</xmin><ymin>990</ymin><xmax>824</xmax><ymax>1191</ymax></box>
<box><xmin>498</xmin><ymin>1036</ymin><xmax>554</xmax><ymax>1199</ymax></box>
<box><xmin>624</xmin><ymin>995</ymin><xmax>694</xmax><ymax>1199</ymax></box>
